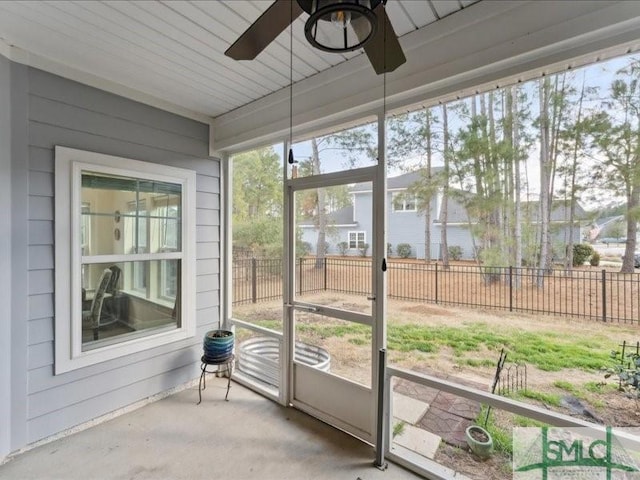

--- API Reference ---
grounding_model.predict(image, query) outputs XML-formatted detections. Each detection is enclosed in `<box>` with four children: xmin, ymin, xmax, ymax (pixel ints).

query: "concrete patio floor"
<box><xmin>0</xmin><ymin>378</ymin><xmax>423</xmax><ymax>480</ymax></box>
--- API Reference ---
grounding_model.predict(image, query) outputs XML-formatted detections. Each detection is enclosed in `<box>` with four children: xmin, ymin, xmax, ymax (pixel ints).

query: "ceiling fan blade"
<box><xmin>353</xmin><ymin>3</ymin><xmax>406</xmax><ymax>74</ymax></box>
<box><xmin>225</xmin><ymin>0</ymin><xmax>304</xmax><ymax>60</ymax></box>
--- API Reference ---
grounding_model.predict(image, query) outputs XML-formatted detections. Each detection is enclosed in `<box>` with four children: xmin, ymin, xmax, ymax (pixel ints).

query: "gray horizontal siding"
<box><xmin>28</xmin><ymin>220</ymin><xmax>54</xmax><ymax>245</ymax></box>
<box><xmin>29</xmin><ymin>69</ymin><xmax>208</xmax><ymax>141</ymax></box>
<box><xmin>23</xmin><ymin>66</ymin><xmax>219</xmax><ymax>444</ymax></box>
<box><xmin>28</xmin><ymin>361</ymin><xmax>198</xmax><ymax>444</ymax></box>
<box><xmin>196</xmin><ymin>258</ymin><xmax>219</xmax><ymax>276</ymax></box>
<box><xmin>27</xmin><ymin>318</ymin><xmax>53</xmax><ymax>346</ymax></box>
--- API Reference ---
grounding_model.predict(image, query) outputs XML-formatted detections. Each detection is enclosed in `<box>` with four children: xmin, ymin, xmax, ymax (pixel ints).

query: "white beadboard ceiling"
<box><xmin>0</xmin><ymin>0</ymin><xmax>477</xmax><ymax>119</ymax></box>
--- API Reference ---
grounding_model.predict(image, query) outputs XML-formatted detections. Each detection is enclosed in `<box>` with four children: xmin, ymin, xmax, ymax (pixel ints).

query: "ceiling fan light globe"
<box><xmin>330</xmin><ymin>10</ymin><xmax>352</xmax><ymax>30</ymax></box>
<box><xmin>304</xmin><ymin>0</ymin><xmax>377</xmax><ymax>53</ymax></box>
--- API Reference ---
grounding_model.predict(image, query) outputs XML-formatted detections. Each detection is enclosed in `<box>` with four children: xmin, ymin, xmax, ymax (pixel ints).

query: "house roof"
<box><xmin>438</xmin><ymin>197</ymin><xmax>589</xmax><ymax>224</ymax></box>
<box><xmin>595</xmin><ymin>215</ymin><xmax>624</xmax><ymax>228</ymax></box>
<box><xmin>298</xmin><ymin>205</ymin><xmax>355</xmax><ymax>227</ymax></box>
<box><xmin>350</xmin><ymin>168</ymin><xmax>444</xmax><ymax>193</ymax></box>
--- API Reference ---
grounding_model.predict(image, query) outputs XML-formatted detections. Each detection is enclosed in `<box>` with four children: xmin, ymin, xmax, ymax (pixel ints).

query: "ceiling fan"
<box><xmin>225</xmin><ymin>0</ymin><xmax>406</xmax><ymax>75</ymax></box>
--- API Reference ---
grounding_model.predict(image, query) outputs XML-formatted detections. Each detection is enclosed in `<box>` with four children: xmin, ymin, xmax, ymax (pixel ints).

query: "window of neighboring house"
<box><xmin>348</xmin><ymin>231</ymin><xmax>366</xmax><ymax>249</ymax></box>
<box><xmin>392</xmin><ymin>192</ymin><xmax>417</xmax><ymax>212</ymax></box>
<box><xmin>54</xmin><ymin>146</ymin><xmax>196</xmax><ymax>374</ymax></box>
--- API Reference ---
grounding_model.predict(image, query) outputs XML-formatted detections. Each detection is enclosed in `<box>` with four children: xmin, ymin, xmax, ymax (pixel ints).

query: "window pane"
<box><xmin>159</xmin><ymin>259</ymin><xmax>179</xmax><ymax>300</ymax></box>
<box><xmin>83</xmin><ymin>214</ymin><xmax>127</xmax><ymax>255</ymax></box>
<box><xmin>231</xmin><ymin>145</ymin><xmax>284</xmax><ymax>334</ymax></box>
<box><xmin>150</xmin><ymin>217</ymin><xmax>181</xmax><ymax>253</ymax></box>
<box><xmin>81</xmin><ymin>172</ymin><xmax>181</xmax><ymax>257</ymax></box>
<box><xmin>392</xmin><ymin>193</ymin><xmax>403</xmax><ymax>211</ymax></box>
<box><xmin>81</xmin><ymin>260</ymin><xmax>181</xmax><ymax>351</ymax></box>
<box><xmin>289</xmin><ymin>121</ymin><xmax>377</xmax><ymax>179</ymax></box>
<box><xmin>349</xmin><ymin>233</ymin><xmax>356</xmax><ymax>249</ymax></box>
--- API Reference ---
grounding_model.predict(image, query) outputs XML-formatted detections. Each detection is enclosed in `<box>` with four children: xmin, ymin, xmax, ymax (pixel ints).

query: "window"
<box><xmin>348</xmin><ymin>231</ymin><xmax>366</xmax><ymax>249</ymax></box>
<box><xmin>54</xmin><ymin>147</ymin><xmax>196</xmax><ymax>374</ymax></box>
<box><xmin>125</xmin><ymin>199</ymin><xmax>148</xmax><ymax>294</ymax></box>
<box><xmin>392</xmin><ymin>192</ymin><xmax>417</xmax><ymax>212</ymax></box>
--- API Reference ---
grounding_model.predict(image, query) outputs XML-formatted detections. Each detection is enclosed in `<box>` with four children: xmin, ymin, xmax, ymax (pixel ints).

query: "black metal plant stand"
<box><xmin>197</xmin><ymin>354</ymin><xmax>234</xmax><ymax>404</ymax></box>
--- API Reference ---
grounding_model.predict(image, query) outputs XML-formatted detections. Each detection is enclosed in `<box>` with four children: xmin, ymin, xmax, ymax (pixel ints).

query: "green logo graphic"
<box><xmin>513</xmin><ymin>427</ymin><xmax>640</xmax><ymax>479</ymax></box>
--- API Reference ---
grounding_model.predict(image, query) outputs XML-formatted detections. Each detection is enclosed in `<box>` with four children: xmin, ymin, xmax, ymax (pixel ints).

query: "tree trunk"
<box><xmin>441</xmin><ymin>104</ymin><xmax>450</xmax><ymax>268</ymax></box>
<box><xmin>538</xmin><ymin>78</ymin><xmax>552</xmax><ymax>286</ymax></box>
<box><xmin>622</xmin><ymin>186</ymin><xmax>639</xmax><ymax>272</ymax></box>
<box><xmin>510</xmin><ymin>87</ymin><xmax>523</xmax><ymax>274</ymax></box>
<box><xmin>424</xmin><ymin>109</ymin><xmax>433</xmax><ymax>262</ymax></box>
<box><xmin>311</xmin><ymin>138</ymin><xmax>326</xmax><ymax>268</ymax></box>
<box><xmin>566</xmin><ymin>76</ymin><xmax>587</xmax><ymax>272</ymax></box>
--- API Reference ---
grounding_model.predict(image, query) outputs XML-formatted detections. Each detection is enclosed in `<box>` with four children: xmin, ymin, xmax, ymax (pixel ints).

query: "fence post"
<box><xmin>299</xmin><ymin>257</ymin><xmax>303</xmax><ymax>294</ymax></box>
<box><xmin>509</xmin><ymin>266</ymin><xmax>513</xmax><ymax>312</ymax></box>
<box><xmin>435</xmin><ymin>263</ymin><xmax>438</xmax><ymax>304</ymax></box>
<box><xmin>324</xmin><ymin>257</ymin><xmax>328</xmax><ymax>291</ymax></box>
<box><xmin>601</xmin><ymin>269</ymin><xmax>607</xmax><ymax>323</ymax></box>
<box><xmin>251</xmin><ymin>258</ymin><xmax>257</xmax><ymax>304</ymax></box>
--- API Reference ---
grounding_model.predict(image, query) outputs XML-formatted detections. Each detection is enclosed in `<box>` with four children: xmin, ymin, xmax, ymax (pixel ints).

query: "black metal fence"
<box><xmin>233</xmin><ymin>257</ymin><xmax>640</xmax><ymax>324</ymax></box>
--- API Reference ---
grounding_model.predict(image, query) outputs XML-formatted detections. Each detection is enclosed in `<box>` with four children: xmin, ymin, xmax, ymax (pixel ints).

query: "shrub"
<box><xmin>359</xmin><ymin>243</ymin><xmax>369</xmax><ymax>257</ymax></box>
<box><xmin>397</xmin><ymin>243</ymin><xmax>412</xmax><ymax>259</ymax></box>
<box><xmin>337</xmin><ymin>241</ymin><xmax>348</xmax><ymax>256</ymax></box>
<box><xmin>298</xmin><ymin>241</ymin><xmax>312</xmax><ymax>258</ymax></box>
<box><xmin>387</xmin><ymin>242</ymin><xmax>393</xmax><ymax>256</ymax></box>
<box><xmin>448</xmin><ymin>245</ymin><xmax>463</xmax><ymax>261</ymax></box>
<box><xmin>573</xmin><ymin>243</ymin><xmax>594</xmax><ymax>266</ymax></box>
<box><xmin>590</xmin><ymin>251</ymin><xmax>601</xmax><ymax>266</ymax></box>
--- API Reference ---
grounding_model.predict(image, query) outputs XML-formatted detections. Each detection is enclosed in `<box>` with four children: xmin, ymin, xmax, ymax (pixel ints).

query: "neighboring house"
<box><xmin>300</xmin><ymin>171</ymin><xmax>587</xmax><ymax>261</ymax></box>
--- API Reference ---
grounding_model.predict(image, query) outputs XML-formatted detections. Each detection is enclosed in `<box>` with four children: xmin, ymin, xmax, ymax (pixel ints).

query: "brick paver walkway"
<box><xmin>394</xmin><ymin>372</ymin><xmax>487</xmax><ymax>449</ymax></box>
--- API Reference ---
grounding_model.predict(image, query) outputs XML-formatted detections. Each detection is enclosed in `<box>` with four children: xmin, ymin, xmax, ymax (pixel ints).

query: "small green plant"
<box><xmin>393</xmin><ymin>421</ymin><xmax>406</xmax><ymax>438</ymax></box>
<box><xmin>461</xmin><ymin>358</ymin><xmax>495</xmax><ymax>368</ymax></box>
<box><xmin>605</xmin><ymin>347</ymin><xmax>640</xmax><ymax>397</ymax></box>
<box><xmin>359</xmin><ymin>243</ymin><xmax>369</xmax><ymax>257</ymax></box>
<box><xmin>583</xmin><ymin>381</ymin><xmax>609</xmax><ymax>393</ymax></box>
<box><xmin>590</xmin><ymin>251</ymin><xmax>601</xmax><ymax>266</ymax></box>
<box><xmin>448</xmin><ymin>245</ymin><xmax>463</xmax><ymax>261</ymax></box>
<box><xmin>573</xmin><ymin>243</ymin><xmax>594</xmax><ymax>266</ymax></box>
<box><xmin>397</xmin><ymin>243</ymin><xmax>412</xmax><ymax>259</ymax></box>
<box><xmin>337</xmin><ymin>241</ymin><xmax>348</xmax><ymax>256</ymax></box>
<box><xmin>518</xmin><ymin>389</ymin><xmax>562</xmax><ymax>407</ymax></box>
<box><xmin>553</xmin><ymin>380</ymin><xmax>578</xmax><ymax>394</ymax></box>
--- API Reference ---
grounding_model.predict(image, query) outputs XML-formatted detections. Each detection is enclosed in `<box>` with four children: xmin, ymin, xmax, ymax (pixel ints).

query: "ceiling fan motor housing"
<box><xmin>298</xmin><ymin>0</ymin><xmax>381</xmax><ymax>53</ymax></box>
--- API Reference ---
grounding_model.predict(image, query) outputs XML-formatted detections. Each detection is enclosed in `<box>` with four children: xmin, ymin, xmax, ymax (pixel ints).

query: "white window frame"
<box><xmin>348</xmin><ymin>231</ymin><xmax>366</xmax><ymax>250</ymax></box>
<box><xmin>54</xmin><ymin>146</ymin><xmax>196</xmax><ymax>374</ymax></box>
<box><xmin>391</xmin><ymin>191</ymin><xmax>417</xmax><ymax>212</ymax></box>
